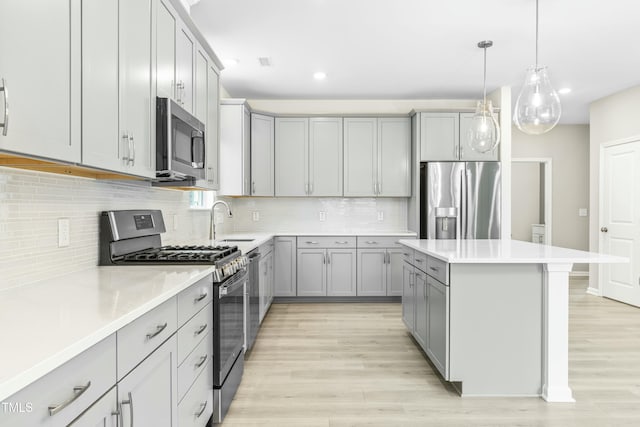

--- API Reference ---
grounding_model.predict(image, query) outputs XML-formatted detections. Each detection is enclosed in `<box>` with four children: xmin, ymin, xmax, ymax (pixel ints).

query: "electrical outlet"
<box><xmin>579</xmin><ymin>208</ymin><xmax>588</xmax><ymax>217</ymax></box>
<box><xmin>58</xmin><ymin>218</ymin><xmax>70</xmax><ymax>247</ymax></box>
<box><xmin>377</xmin><ymin>211</ymin><xmax>384</xmax><ymax>221</ymax></box>
<box><xmin>319</xmin><ymin>211</ymin><xmax>326</xmax><ymax>222</ymax></box>
<box><xmin>173</xmin><ymin>214</ymin><xmax>179</xmax><ymax>231</ymax></box>
<box><xmin>252</xmin><ymin>211</ymin><xmax>260</xmax><ymax>221</ymax></box>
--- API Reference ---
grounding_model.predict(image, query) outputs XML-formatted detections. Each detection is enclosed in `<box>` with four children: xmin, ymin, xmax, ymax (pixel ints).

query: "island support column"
<box><xmin>542</xmin><ymin>263</ymin><xmax>575</xmax><ymax>402</ymax></box>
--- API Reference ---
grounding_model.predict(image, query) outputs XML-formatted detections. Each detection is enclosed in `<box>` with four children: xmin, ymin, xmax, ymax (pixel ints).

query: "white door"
<box><xmin>601</xmin><ymin>141</ymin><xmax>640</xmax><ymax>307</ymax></box>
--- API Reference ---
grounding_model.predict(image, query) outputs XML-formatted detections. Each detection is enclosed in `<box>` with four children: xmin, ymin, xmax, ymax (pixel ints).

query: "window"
<box><xmin>189</xmin><ymin>191</ymin><xmax>215</xmax><ymax>209</ymax></box>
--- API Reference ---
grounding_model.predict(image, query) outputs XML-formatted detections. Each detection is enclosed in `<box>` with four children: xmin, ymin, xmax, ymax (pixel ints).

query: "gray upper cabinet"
<box><xmin>205</xmin><ymin>64</ymin><xmax>220</xmax><ymax>190</ymax></box>
<box><xmin>219</xmin><ymin>100</ymin><xmax>250</xmax><ymax>196</ymax></box>
<box><xmin>156</xmin><ymin>0</ymin><xmax>177</xmax><ymax>101</ymax></box>
<box><xmin>0</xmin><ymin>0</ymin><xmax>80</xmax><ymax>163</ymax></box>
<box><xmin>251</xmin><ymin>114</ymin><xmax>275</xmax><ymax>196</ymax></box>
<box><xmin>309</xmin><ymin>118</ymin><xmax>343</xmax><ymax>197</ymax></box>
<box><xmin>82</xmin><ymin>0</ymin><xmax>155</xmax><ymax>178</ymax></box>
<box><xmin>194</xmin><ymin>48</ymin><xmax>208</xmax><ymax>124</ymax></box>
<box><xmin>344</xmin><ymin>117</ymin><xmax>411</xmax><ymax>197</ymax></box>
<box><xmin>275</xmin><ymin>117</ymin><xmax>342</xmax><ymax>197</ymax></box>
<box><xmin>175</xmin><ymin>25</ymin><xmax>194</xmax><ymax>113</ymax></box>
<box><xmin>275</xmin><ymin>118</ymin><xmax>308</xmax><ymax>196</ymax></box>
<box><xmin>420</xmin><ymin>112</ymin><xmax>499</xmax><ymax>162</ymax></box>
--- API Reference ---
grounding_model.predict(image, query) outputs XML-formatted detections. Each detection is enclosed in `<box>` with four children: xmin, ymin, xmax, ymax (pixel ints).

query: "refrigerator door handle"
<box><xmin>460</xmin><ymin>167</ymin><xmax>466</xmax><ymax>239</ymax></box>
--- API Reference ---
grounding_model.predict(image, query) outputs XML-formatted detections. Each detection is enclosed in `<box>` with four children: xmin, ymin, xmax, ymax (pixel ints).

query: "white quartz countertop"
<box><xmin>398</xmin><ymin>239</ymin><xmax>629</xmax><ymax>264</ymax></box>
<box><xmin>0</xmin><ymin>265</ymin><xmax>215</xmax><ymax>401</ymax></box>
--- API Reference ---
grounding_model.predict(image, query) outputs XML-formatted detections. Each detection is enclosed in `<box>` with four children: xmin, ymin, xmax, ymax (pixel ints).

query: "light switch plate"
<box><xmin>579</xmin><ymin>208</ymin><xmax>588</xmax><ymax>217</ymax></box>
<box><xmin>252</xmin><ymin>211</ymin><xmax>260</xmax><ymax>221</ymax></box>
<box><xmin>58</xmin><ymin>218</ymin><xmax>70</xmax><ymax>247</ymax></box>
<box><xmin>319</xmin><ymin>211</ymin><xmax>326</xmax><ymax>222</ymax></box>
<box><xmin>377</xmin><ymin>211</ymin><xmax>384</xmax><ymax>221</ymax></box>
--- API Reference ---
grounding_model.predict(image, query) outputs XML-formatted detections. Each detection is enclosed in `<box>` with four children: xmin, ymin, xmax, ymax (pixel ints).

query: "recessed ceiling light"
<box><xmin>258</xmin><ymin>57</ymin><xmax>272</xmax><ymax>67</ymax></box>
<box><xmin>558</xmin><ymin>87</ymin><xmax>572</xmax><ymax>94</ymax></box>
<box><xmin>313</xmin><ymin>72</ymin><xmax>327</xmax><ymax>80</ymax></box>
<box><xmin>223</xmin><ymin>58</ymin><xmax>239</xmax><ymax>67</ymax></box>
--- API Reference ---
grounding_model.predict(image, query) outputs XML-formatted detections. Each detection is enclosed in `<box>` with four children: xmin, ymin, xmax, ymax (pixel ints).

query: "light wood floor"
<box><xmin>223</xmin><ymin>279</ymin><xmax>640</xmax><ymax>426</ymax></box>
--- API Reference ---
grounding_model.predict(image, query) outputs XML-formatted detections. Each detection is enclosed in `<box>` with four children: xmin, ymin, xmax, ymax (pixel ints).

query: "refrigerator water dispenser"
<box><xmin>435</xmin><ymin>207</ymin><xmax>458</xmax><ymax>239</ymax></box>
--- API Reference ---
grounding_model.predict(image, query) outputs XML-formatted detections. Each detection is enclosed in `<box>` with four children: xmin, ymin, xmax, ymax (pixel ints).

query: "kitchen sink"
<box><xmin>220</xmin><ymin>239</ymin><xmax>255</xmax><ymax>242</ymax></box>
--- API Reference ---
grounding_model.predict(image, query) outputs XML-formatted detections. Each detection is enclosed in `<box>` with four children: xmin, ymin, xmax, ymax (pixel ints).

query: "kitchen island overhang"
<box><xmin>398</xmin><ymin>238</ymin><xmax>628</xmax><ymax>403</ymax></box>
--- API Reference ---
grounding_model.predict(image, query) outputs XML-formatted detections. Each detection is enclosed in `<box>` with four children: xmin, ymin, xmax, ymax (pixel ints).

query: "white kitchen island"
<box><xmin>398</xmin><ymin>239</ymin><xmax>627</xmax><ymax>403</ymax></box>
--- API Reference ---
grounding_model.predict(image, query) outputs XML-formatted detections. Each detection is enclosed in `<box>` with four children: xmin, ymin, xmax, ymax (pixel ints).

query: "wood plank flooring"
<box><xmin>223</xmin><ymin>279</ymin><xmax>640</xmax><ymax>426</ymax></box>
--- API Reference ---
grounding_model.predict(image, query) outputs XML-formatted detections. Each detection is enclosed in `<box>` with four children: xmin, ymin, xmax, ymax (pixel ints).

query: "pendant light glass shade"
<box><xmin>513</xmin><ymin>0</ymin><xmax>561</xmax><ymax>134</ymax></box>
<box><xmin>467</xmin><ymin>40</ymin><xmax>500</xmax><ymax>154</ymax></box>
<box><xmin>468</xmin><ymin>100</ymin><xmax>500</xmax><ymax>153</ymax></box>
<box><xmin>513</xmin><ymin>66</ymin><xmax>561</xmax><ymax>134</ymax></box>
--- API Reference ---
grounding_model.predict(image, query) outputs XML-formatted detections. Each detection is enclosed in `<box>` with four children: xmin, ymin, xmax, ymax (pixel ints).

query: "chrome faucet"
<box><xmin>210</xmin><ymin>200</ymin><xmax>233</xmax><ymax>241</ymax></box>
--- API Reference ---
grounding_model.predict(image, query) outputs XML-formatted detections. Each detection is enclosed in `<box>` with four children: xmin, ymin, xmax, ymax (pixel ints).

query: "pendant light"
<box><xmin>513</xmin><ymin>0</ymin><xmax>561</xmax><ymax>134</ymax></box>
<box><xmin>467</xmin><ymin>40</ymin><xmax>500</xmax><ymax>154</ymax></box>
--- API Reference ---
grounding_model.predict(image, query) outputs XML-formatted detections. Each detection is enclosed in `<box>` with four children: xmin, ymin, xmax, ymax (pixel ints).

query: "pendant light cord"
<box><xmin>483</xmin><ymin>45</ymin><xmax>487</xmax><ymax>103</ymax></box>
<box><xmin>535</xmin><ymin>0</ymin><xmax>539</xmax><ymax>68</ymax></box>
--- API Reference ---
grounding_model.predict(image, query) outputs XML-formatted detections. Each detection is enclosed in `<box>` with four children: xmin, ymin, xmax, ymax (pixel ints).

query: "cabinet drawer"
<box><xmin>259</xmin><ymin>239</ymin><xmax>274</xmax><ymax>256</ymax></box>
<box><xmin>401</xmin><ymin>248</ymin><xmax>414</xmax><ymax>265</ymax></box>
<box><xmin>117</xmin><ymin>297</ymin><xmax>178</xmax><ymax>379</ymax></box>
<box><xmin>297</xmin><ymin>236</ymin><xmax>356</xmax><ymax>248</ymax></box>
<box><xmin>356</xmin><ymin>236</ymin><xmax>405</xmax><ymax>248</ymax></box>
<box><xmin>178</xmin><ymin>359</ymin><xmax>213</xmax><ymax>427</ymax></box>
<box><xmin>426</xmin><ymin>255</ymin><xmax>449</xmax><ymax>285</ymax></box>
<box><xmin>178</xmin><ymin>331</ymin><xmax>212</xmax><ymax>402</ymax></box>
<box><xmin>177</xmin><ymin>275</ymin><xmax>213</xmax><ymax>327</ymax></box>
<box><xmin>177</xmin><ymin>301</ymin><xmax>212</xmax><ymax>366</ymax></box>
<box><xmin>3</xmin><ymin>335</ymin><xmax>116</xmax><ymax>427</ymax></box>
<box><xmin>413</xmin><ymin>251</ymin><xmax>428</xmax><ymax>272</ymax></box>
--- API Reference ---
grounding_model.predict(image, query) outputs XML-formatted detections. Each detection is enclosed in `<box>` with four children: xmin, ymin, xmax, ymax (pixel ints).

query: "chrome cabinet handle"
<box><xmin>415</xmin><ymin>259</ymin><xmax>424</xmax><ymax>263</ymax></box>
<box><xmin>146</xmin><ymin>322</ymin><xmax>168</xmax><ymax>340</ymax></box>
<box><xmin>195</xmin><ymin>354</ymin><xmax>208</xmax><ymax>369</ymax></box>
<box><xmin>429</xmin><ymin>266</ymin><xmax>438</xmax><ymax>272</ymax></box>
<box><xmin>454</xmin><ymin>144</ymin><xmax>458</xmax><ymax>159</ymax></box>
<box><xmin>194</xmin><ymin>292</ymin><xmax>208</xmax><ymax>303</ymax></box>
<box><xmin>403</xmin><ymin>252</ymin><xmax>411</xmax><ymax>257</ymax></box>
<box><xmin>386</xmin><ymin>252</ymin><xmax>390</xmax><ymax>264</ymax></box>
<box><xmin>0</xmin><ymin>78</ymin><xmax>8</xmax><ymax>136</ymax></box>
<box><xmin>409</xmin><ymin>271</ymin><xmax>414</xmax><ymax>287</ymax></box>
<box><xmin>377</xmin><ymin>181</ymin><xmax>382</xmax><ymax>195</ymax></box>
<box><xmin>306</xmin><ymin>241</ymin><xmax>319</xmax><ymax>244</ymax></box>
<box><xmin>195</xmin><ymin>400</ymin><xmax>208</xmax><ymax>418</ymax></box>
<box><xmin>176</xmin><ymin>80</ymin><xmax>184</xmax><ymax>103</ymax></box>
<box><xmin>128</xmin><ymin>135</ymin><xmax>135</xmax><ymax>165</ymax></box>
<box><xmin>121</xmin><ymin>392</ymin><xmax>134</xmax><ymax>427</ymax></box>
<box><xmin>365</xmin><ymin>241</ymin><xmax>378</xmax><ymax>245</ymax></box>
<box><xmin>335</xmin><ymin>241</ymin><xmax>349</xmax><ymax>244</ymax></box>
<box><xmin>309</xmin><ymin>183</ymin><xmax>313</xmax><ymax>194</ymax></box>
<box><xmin>48</xmin><ymin>381</ymin><xmax>91</xmax><ymax>416</ymax></box>
<box><xmin>327</xmin><ymin>254</ymin><xmax>330</xmax><ymax>265</ymax></box>
<box><xmin>194</xmin><ymin>324</ymin><xmax>207</xmax><ymax>336</ymax></box>
<box><xmin>122</xmin><ymin>133</ymin><xmax>130</xmax><ymax>162</ymax></box>
<box><xmin>252</xmin><ymin>181</ymin><xmax>256</xmax><ymax>194</ymax></box>
<box><xmin>322</xmin><ymin>254</ymin><xmax>326</xmax><ymax>264</ymax></box>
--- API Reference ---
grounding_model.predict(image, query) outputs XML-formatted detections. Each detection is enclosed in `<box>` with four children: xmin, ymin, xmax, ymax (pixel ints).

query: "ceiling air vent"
<box><xmin>258</xmin><ymin>57</ymin><xmax>272</xmax><ymax>67</ymax></box>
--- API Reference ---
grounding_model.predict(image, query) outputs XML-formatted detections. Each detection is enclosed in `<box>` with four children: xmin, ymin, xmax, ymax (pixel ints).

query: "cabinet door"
<box><xmin>81</xmin><ymin>0</ymin><xmax>122</xmax><ymax>172</ymax></box>
<box><xmin>426</xmin><ymin>277</ymin><xmax>449</xmax><ymax>379</ymax></box>
<box><xmin>219</xmin><ymin>103</ymin><xmax>249</xmax><ymax>196</ymax></box>
<box><xmin>118</xmin><ymin>335</ymin><xmax>178</xmax><ymax>427</ymax></box>
<box><xmin>296</xmin><ymin>249</ymin><xmax>326</xmax><ymax>296</ymax></box>
<box><xmin>275</xmin><ymin>118</ymin><xmax>308</xmax><ymax>196</ymax></box>
<box><xmin>309</xmin><ymin>118</ymin><xmax>343</xmax><ymax>196</ymax></box>
<box><xmin>420</xmin><ymin>112</ymin><xmax>459</xmax><ymax>161</ymax></box>
<box><xmin>327</xmin><ymin>249</ymin><xmax>356</xmax><ymax>296</ymax></box>
<box><xmin>378</xmin><ymin>118</ymin><xmax>411</xmax><ymax>197</ymax></box>
<box><xmin>120</xmin><ymin>0</ymin><xmax>154</xmax><ymax>178</ymax></box>
<box><xmin>343</xmin><ymin>118</ymin><xmax>377</xmax><ymax>196</ymax></box>
<box><xmin>274</xmin><ymin>237</ymin><xmax>297</xmax><ymax>296</ymax></box>
<box><xmin>242</xmin><ymin>107</ymin><xmax>252</xmax><ymax>195</ymax></box>
<box><xmin>156</xmin><ymin>0</ymin><xmax>176</xmax><ymax>100</ymax></box>
<box><xmin>414</xmin><ymin>270</ymin><xmax>428</xmax><ymax>350</ymax></box>
<box><xmin>176</xmin><ymin>26</ymin><xmax>194</xmax><ymax>112</ymax></box>
<box><xmin>258</xmin><ymin>255</ymin><xmax>269</xmax><ymax>322</ymax></box>
<box><xmin>356</xmin><ymin>249</ymin><xmax>386</xmax><ymax>296</ymax></box>
<box><xmin>401</xmin><ymin>262</ymin><xmax>415</xmax><ymax>331</ymax></box>
<box><xmin>68</xmin><ymin>387</ymin><xmax>118</xmax><ymax>427</ymax></box>
<box><xmin>194</xmin><ymin>49</ymin><xmax>208</xmax><ymax>123</ymax></box>
<box><xmin>459</xmin><ymin>112</ymin><xmax>499</xmax><ymax>161</ymax></box>
<box><xmin>386</xmin><ymin>249</ymin><xmax>405</xmax><ymax>296</ymax></box>
<box><xmin>0</xmin><ymin>0</ymin><xmax>79</xmax><ymax>162</ymax></box>
<box><xmin>206</xmin><ymin>65</ymin><xmax>220</xmax><ymax>189</ymax></box>
<box><xmin>251</xmin><ymin>114</ymin><xmax>275</xmax><ymax>196</ymax></box>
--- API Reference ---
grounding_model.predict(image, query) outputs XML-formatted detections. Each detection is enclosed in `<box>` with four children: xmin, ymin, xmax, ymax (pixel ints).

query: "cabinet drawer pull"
<box><xmin>48</xmin><ymin>381</ymin><xmax>91</xmax><ymax>416</ymax></box>
<box><xmin>194</xmin><ymin>324</ymin><xmax>207</xmax><ymax>336</ymax></box>
<box><xmin>195</xmin><ymin>400</ymin><xmax>208</xmax><ymax>418</ymax></box>
<box><xmin>403</xmin><ymin>253</ymin><xmax>411</xmax><ymax>257</ymax></box>
<box><xmin>128</xmin><ymin>134</ymin><xmax>135</xmax><ymax>166</ymax></box>
<box><xmin>0</xmin><ymin>78</ymin><xmax>8</xmax><ymax>136</ymax></box>
<box><xmin>306</xmin><ymin>241</ymin><xmax>319</xmax><ymax>244</ymax></box>
<box><xmin>415</xmin><ymin>259</ymin><xmax>424</xmax><ymax>263</ymax></box>
<box><xmin>335</xmin><ymin>241</ymin><xmax>349</xmax><ymax>244</ymax></box>
<box><xmin>146</xmin><ymin>322</ymin><xmax>168</xmax><ymax>340</ymax></box>
<box><xmin>121</xmin><ymin>392</ymin><xmax>134</xmax><ymax>427</ymax></box>
<box><xmin>429</xmin><ymin>266</ymin><xmax>438</xmax><ymax>272</ymax></box>
<box><xmin>195</xmin><ymin>354</ymin><xmax>208</xmax><ymax>369</ymax></box>
<box><xmin>365</xmin><ymin>241</ymin><xmax>378</xmax><ymax>244</ymax></box>
<box><xmin>194</xmin><ymin>292</ymin><xmax>208</xmax><ymax>303</ymax></box>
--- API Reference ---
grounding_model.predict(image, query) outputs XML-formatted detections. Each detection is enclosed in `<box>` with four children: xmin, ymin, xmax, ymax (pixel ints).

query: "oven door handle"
<box><xmin>218</xmin><ymin>272</ymin><xmax>247</xmax><ymax>298</ymax></box>
<box><xmin>191</xmin><ymin>130</ymin><xmax>205</xmax><ymax>169</ymax></box>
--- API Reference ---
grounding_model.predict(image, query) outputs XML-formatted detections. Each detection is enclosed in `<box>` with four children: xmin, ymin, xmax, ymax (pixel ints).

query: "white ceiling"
<box><xmin>191</xmin><ymin>0</ymin><xmax>640</xmax><ymax>124</ymax></box>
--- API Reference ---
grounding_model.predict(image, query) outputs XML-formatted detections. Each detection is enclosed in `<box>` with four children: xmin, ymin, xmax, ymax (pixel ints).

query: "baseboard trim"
<box><xmin>586</xmin><ymin>287</ymin><xmax>601</xmax><ymax>297</ymax></box>
<box><xmin>570</xmin><ymin>271</ymin><xmax>589</xmax><ymax>278</ymax></box>
<box><xmin>273</xmin><ymin>296</ymin><xmax>401</xmax><ymax>303</ymax></box>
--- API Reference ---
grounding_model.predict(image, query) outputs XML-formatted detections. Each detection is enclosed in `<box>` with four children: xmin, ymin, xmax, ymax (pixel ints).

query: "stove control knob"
<box><xmin>212</xmin><ymin>269</ymin><xmax>222</xmax><ymax>282</ymax></box>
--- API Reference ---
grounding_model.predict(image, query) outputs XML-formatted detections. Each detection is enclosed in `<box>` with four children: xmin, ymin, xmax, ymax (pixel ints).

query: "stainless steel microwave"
<box><xmin>155</xmin><ymin>97</ymin><xmax>205</xmax><ymax>181</ymax></box>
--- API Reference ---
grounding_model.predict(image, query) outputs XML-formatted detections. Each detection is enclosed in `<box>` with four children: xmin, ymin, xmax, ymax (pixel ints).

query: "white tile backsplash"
<box><xmin>0</xmin><ymin>167</ymin><xmax>210</xmax><ymax>290</ymax></box>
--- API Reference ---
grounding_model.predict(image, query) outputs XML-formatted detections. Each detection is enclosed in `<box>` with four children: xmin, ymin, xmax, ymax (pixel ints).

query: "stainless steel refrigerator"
<box><xmin>420</xmin><ymin>162</ymin><xmax>501</xmax><ymax>239</ymax></box>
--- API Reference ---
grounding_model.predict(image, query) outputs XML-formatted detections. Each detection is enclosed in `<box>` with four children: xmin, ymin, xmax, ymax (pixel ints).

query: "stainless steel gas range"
<box><xmin>99</xmin><ymin>209</ymin><xmax>246</xmax><ymax>424</ymax></box>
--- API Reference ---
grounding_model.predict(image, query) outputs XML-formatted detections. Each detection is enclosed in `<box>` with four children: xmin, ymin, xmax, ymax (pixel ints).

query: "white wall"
<box><xmin>0</xmin><ymin>167</ymin><xmax>210</xmax><ymax>291</ymax></box>
<box><xmin>589</xmin><ymin>85</ymin><xmax>640</xmax><ymax>292</ymax></box>
<box><xmin>511</xmin><ymin>162</ymin><xmax>541</xmax><ymax>242</ymax></box>
<box><xmin>512</xmin><ymin>125</ymin><xmax>590</xmax><ymax>272</ymax></box>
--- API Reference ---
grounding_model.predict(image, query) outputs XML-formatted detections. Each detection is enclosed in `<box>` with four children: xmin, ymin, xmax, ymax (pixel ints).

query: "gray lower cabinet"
<box><xmin>426</xmin><ymin>275</ymin><xmax>449</xmax><ymax>379</ymax></box>
<box><xmin>414</xmin><ymin>270</ymin><xmax>428</xmax><ymax>350</ymax></box>
<box><xmin>68</xmin><ymin>387</ymin><xmax>118</xmax><ymax>426</ymax></box>
<box><xmin>401</xmin><ymin>261</ymin><xmax>415</xmax><ymax>330</ymax></box>
<box><xmin>356</xmin><ymin>247</ymin><xmax>405</xmax><ymax>296</ymax></box>
<box><xmin>297</xmin><ymin>248</ymin><xmax>356</xmax><ymax>296</ymax></box>
<box><xmin>259</xmin><ymin>247</ymin><xmax>274</xmax><ymax>322</ymax></box>
<box><xmin>117</xmin><ymin>335</ymin><xmax>178</xmax><ymax>427</ymax></box>
<box><xmin>387</xmin><ymin>249</ymin><xmax>404</xmax><ymax>296</ymax></box>
<box><xmin>274</xmin><ymin>237</ymin><xmax>296</xmax><ymax>296</ymax></box>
